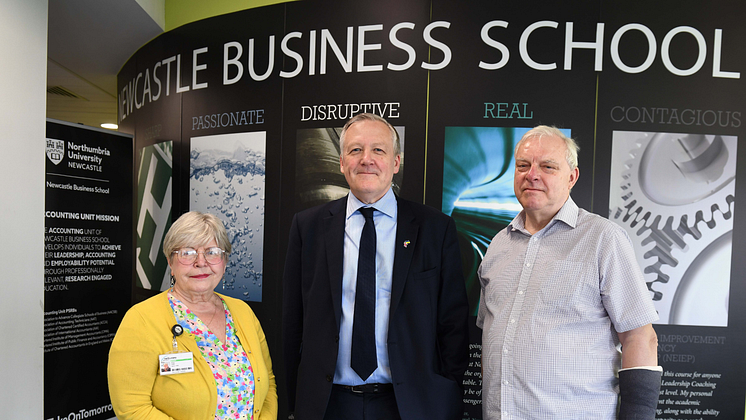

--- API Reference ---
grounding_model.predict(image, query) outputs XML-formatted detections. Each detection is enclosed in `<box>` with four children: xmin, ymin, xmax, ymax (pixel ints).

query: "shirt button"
<box><xmin>518</xmin><ymin>290</ymin><xmax>524</xmax><ymax>295</ymax></box>
<box><xmin>503</xmin><ymin>380</ymin><xmax>509</xmax><ymax>385</ymax></box>
<box><xmin>510</xmin><ymin>319</ymin><xmax>515</xmax><ymax>323</ymax></box>
<box><xmin>503</xmin><ymin>348</ymin><xmax>509</xmax><ymax>354</ymax></box>
<box><xmin>525</xmin><ymin>262</ymin><xmax>531</xmax><ymax>267</ymax></box>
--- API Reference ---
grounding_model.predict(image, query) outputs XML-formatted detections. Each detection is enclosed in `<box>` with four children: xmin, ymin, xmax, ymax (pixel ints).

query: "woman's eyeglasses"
<box><xmin>172</xmin><ymin>247</ymin><xmax>226</xmax><ymax>265</ymax></box>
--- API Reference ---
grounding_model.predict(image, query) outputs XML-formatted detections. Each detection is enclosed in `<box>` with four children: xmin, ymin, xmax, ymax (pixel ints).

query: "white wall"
<box><xmin>136</xmin><ymin>0</ymin><xmax>166</xmax><ymax>30</ymax></box>
<box><xmin>0</xmin><ymin>0</ymin><xmax>47</xmax><ymax>418</ymax></box>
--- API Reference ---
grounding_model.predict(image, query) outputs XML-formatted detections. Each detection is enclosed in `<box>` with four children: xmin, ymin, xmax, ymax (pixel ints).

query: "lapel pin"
<box><xmin>403</xmin><ymin>240</ymin><xmax>411</xmax><ymax>248</ymax></box>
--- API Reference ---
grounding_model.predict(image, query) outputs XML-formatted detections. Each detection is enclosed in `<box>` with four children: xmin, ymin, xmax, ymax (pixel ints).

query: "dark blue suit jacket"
<box><xmin>283</xmin><ymin>195</ymin><xmax>469</xmax><ymax>420</ymax></box>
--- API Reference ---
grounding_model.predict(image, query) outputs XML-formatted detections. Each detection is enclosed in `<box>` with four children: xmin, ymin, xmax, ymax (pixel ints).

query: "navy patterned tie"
<box><xmin>351</xmin><ymin>207</ymin><xmax>377</xmax><ymax>380</ymax></box>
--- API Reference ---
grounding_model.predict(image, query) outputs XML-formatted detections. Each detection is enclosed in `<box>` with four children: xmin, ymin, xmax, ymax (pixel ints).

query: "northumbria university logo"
<box><xmin>46</xmin><ymin>138</ymin><xmax>64</xmax><ymax>165</ymax></box>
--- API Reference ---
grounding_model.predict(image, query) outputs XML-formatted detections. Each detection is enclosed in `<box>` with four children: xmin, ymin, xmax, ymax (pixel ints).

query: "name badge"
<box><xmin>158</xmin><ymin>352</ymin><xmax>194</xmax><ymax>375</ymax></box>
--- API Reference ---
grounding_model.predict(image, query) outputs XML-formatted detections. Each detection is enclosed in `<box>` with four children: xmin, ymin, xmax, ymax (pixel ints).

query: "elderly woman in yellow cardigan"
<box><xmin>108</xmin><ymin>211</ymin><xmax>277</xmax><ymax>420</ymax></box>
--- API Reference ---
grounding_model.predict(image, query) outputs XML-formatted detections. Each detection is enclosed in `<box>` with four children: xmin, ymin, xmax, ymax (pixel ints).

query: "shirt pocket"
<box><xmin>538</xmin><ymin>259</ymin><xmax>601</xmax><ymax>310</ymax></box>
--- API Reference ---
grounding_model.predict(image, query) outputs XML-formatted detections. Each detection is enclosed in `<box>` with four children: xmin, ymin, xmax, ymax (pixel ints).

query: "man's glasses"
<box><xmin>172</xmin><ymin>247</ymin><xmax>226</xmax><ymax>265</ymax></box>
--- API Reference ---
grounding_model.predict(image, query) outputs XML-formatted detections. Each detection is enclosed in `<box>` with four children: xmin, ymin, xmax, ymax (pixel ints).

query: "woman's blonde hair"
<box><xmin>162</xmin><ymin>211</ymin><xmax>231</xmax><ymax>262</ymax></box>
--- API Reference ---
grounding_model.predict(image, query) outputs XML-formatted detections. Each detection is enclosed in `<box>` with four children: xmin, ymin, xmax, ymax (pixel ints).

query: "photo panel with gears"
<box><xmin>609</xmin><ymin>131</ymin><xmax>736</xmax><ymax>327</ymax></box>
<box><xmin>595</xmin><ymin>1</ymin><xmax>746</xmax><ymax>417</ymax></box>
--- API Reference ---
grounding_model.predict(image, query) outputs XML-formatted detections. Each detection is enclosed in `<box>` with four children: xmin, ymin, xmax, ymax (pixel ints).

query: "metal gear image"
<box><xmin>609</xmin><ymin>131</ymin><xmax>736</xmax><ymax>326</ymax></box>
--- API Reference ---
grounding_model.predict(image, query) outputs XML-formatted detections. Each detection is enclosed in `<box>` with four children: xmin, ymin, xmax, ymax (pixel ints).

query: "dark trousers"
<box><xmin>322</xmin><ymin>384</ymin><xmax>402</xmax><ymax>420</ymax></box>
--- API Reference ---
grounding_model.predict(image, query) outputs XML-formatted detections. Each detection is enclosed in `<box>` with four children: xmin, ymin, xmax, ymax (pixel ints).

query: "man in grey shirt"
<box><xmin>477</xmin><ymin>125</ymin><xmax>661</xmax><ymax>419</ymax></box>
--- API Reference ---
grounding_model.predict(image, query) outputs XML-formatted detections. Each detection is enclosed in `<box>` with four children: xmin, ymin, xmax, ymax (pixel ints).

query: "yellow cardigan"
<box><xmin>108</xmin><ymin>291</ymin><xmax>277</xmax><ymax>420</ymax></box>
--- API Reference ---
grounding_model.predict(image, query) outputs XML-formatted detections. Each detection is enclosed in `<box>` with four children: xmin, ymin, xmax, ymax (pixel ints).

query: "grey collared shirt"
<box><xmin>477</xmin><ymin>197</ymin><xmax>658</xmax><ymax>419</ymax></box>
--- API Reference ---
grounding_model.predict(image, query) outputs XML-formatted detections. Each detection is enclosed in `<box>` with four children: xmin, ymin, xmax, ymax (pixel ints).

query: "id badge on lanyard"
<box><xmin>159</xmin><ymin>324</ymin><xmax>195</xmax><ymax>375</ymax></box>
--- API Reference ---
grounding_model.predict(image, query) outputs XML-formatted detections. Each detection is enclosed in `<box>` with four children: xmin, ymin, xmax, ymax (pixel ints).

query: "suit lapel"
<box><xmin>390</xmin><ymin>198</ymin><xmax>418</xmax><ymax>318</ymax></box>
<box><xmin>324</xmin><ymin>197</ymin><xmax>347</xmax><ymax>328</ymax></box>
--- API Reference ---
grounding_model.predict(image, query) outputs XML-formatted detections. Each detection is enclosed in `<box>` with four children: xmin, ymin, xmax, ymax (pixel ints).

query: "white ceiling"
<box><xmin>46</xmin><ymin>0</ymin><xmax>164</xmax><ymax>129</ymax></box>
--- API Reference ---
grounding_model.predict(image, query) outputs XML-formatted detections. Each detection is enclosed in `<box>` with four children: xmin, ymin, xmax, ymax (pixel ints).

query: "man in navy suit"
<box><xmin>283</xmin><ymin>113</ymin><xmax>469</xmax><ymax>420</ymax></box>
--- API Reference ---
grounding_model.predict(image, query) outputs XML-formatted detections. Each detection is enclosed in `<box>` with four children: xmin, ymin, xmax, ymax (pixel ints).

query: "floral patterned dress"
<box><xmin>169</xmin><ymin>293</ymin><xmax>255</xmax><ymax>420</ymax></box>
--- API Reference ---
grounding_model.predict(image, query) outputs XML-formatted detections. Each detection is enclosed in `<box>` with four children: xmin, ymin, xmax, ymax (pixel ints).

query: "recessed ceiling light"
<box><xmin>101</xmin><ymin>123</ymin><xmax>118</xmax><ymax>130</ymax></box>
